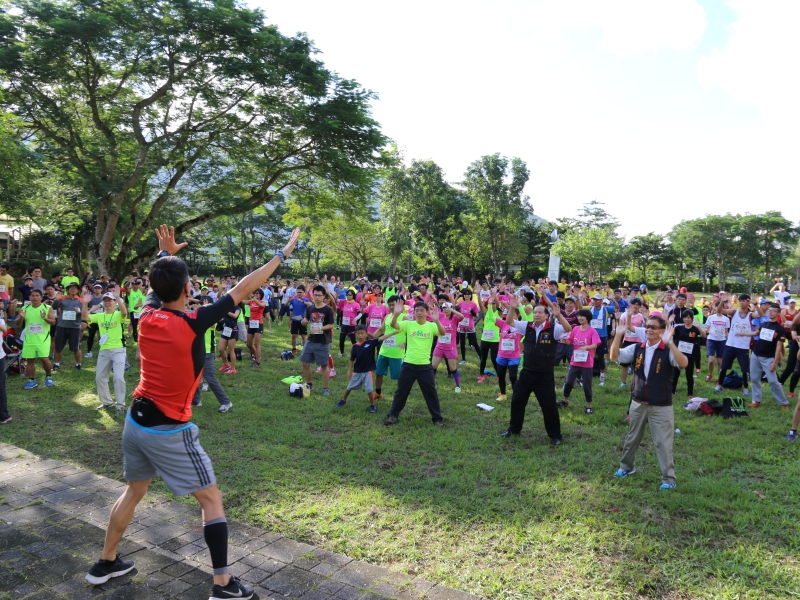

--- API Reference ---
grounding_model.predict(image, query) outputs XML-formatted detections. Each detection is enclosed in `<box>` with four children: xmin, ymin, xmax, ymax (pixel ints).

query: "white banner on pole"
<box><xmin>547</xmin><ymin>253</ymin><xmax>561</xmax><ymax>282</ymax></box>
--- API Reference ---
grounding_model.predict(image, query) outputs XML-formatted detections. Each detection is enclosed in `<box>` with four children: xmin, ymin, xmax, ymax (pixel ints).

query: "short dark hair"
<box><xmin>739</xmin><ymin>294</ymin><xmax>751</xmax><ymax>301</ymax></box>
<box><xmin>681</xmin><ymin>309</ymin><xmax>694</xmax><ymax>320</ymax></box>
<box><xmin>524</xmin><ymin>292</ymin><xmax>535</xmax><ymax>302</ymax></box>
<box><xmin>253</xmin><ymin>288</ymin><xmax>264</xmax><ymax>299</ymax></box>
<box><xmin>556</xmin><ymin>291</ymin><xmax>565</xmax><ymax>299</ymax></box>
<box><xmin>29</xmin><ymin>288</ymin><xmax>43</xmax><ymax>297</ymax></box>
<box><xmin>549</xmin><ymin>280</ymin><xmax>557</xmax><ymax>285</ymax></box>
<box><xmin>149</xmin><ymin>256</ymin><xmax>190</xmax><ymax>302</ymax></box>
<box><xmin>630</xmin><ymin>298</ymin><xmax>642</xmax><ymax>306</ymax></box>
<box><xmin>51</xmin><ymin>271</ymin><xmax>61</xmax><ymax>277</ymax></box>
<box><xmin>676</xmin><ymin>293</ymin><xmax>687</xmax><ymax>299</ymax></box>
<box><xmin>313</xmin><ymin>285</ymin><xmax>326</xmax><ymax>296</ymax></box>
<box><xmin>387</xmin><ymin>295</ymin><xmax>400</xmax><ymax>304</ymax></box>
<box><xmin>769</xmin><ymin>302</ymin><xmax>781</xmax><ymax>310</ymax></box>
<box><xmin>44</xmin><ymin>283</ymin><xmax>55</xmax><ymax>289</ymax></box>
<box><xmin>647</xmin><ymin>315</ymin><xmax>667</xmax><ymax>329</ymax></box>
<box><xmin>355</xmin><ymin>324</ymin><xmax>368</xmax><ymax>333</ymax></box>
<box><xmin>437</xmin><ymin>293</ymin><xmax>449</xmax><ymax>302</ymax></box>
<box><xmin>413</xmin><ymin>301</ymin><xmax>429</xmax><ymax>311</ymax></box>
<box><xmin>577</xmin><ymin>308</ymin><xmax>593</xmax><ymax>321</ymax></box>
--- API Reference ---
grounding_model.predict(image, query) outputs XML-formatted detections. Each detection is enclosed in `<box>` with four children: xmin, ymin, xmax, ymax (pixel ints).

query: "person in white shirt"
<box><xmin>770</xmin><ymin>281</ymin><xmax>791</xmax><ymax>308</ymax></box>
<box><xmin>0</xmin><ymin>315</ymin><xmax>10</xmax><ymax>423</ymax></box>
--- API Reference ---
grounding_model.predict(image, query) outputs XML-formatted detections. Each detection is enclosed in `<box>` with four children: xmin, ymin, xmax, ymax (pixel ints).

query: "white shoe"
<box><xmin>454</xmin><ymin>387</ymin><xmax>461</xmax><ymax>393</ymax></box>
<box><xmin>85</xmin><ymin>351</ymin><xmax>93</xmax><ymax>358</ymax></box>
<box><xmin>201</xmin><ymin>383</ymin><xmax>209</xmax><ymax>392</ymax></box>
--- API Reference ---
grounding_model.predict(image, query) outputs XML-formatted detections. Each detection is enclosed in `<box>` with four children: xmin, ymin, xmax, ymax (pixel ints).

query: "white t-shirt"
<box><xmin>775</xmin><ymin>290</ymin><xmax>790</xmax><ymax>308</ymax></box>
<box><xmin>705</xmin><ymin>315</ymin><xmax>731</xmax><ymax>341</ymax></box>
<box><xmin>727</xmin><ymin>310</ymin><xmax>753</xmax><ymax>349</ymax></box>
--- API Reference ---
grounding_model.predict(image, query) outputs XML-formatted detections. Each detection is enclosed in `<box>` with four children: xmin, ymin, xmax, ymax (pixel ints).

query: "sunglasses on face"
<box><xmin>644</xmin><ymin>325</ymin><xmax>663</xmax><ymax>330</ymax></box>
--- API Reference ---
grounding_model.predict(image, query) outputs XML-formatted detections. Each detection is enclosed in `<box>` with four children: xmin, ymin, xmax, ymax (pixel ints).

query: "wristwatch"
<box><xmin>158</xmin><ymin>250</ymin><xmax>169</xmax><ymax>258</ymax></box>
<box><xmin>275</xmin><ymin>250</ymin><xmax>286</xmax><ymax>262</ymax></box>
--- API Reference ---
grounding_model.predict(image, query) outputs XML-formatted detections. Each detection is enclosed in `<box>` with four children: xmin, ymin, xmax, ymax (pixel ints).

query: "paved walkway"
<box><xmin>0</xmin><ymin>442</ymin><xmax>482</xmax><ymax>600</ymax></box>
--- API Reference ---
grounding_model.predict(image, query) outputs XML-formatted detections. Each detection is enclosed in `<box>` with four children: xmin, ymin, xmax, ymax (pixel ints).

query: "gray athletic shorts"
<box><xmin>347</xmin><ymin>371</ymin><xmax>374</xmax><ymax>393</ymax></box>
<box><xmin>121</xmin><ymin>414</ymin><xmax>215</xmax><ymax>496</ymax></box>
<box><xmin>300</xmin><ymin>341</ymin><xmax>330</xmax><ymax>366</ymax></box>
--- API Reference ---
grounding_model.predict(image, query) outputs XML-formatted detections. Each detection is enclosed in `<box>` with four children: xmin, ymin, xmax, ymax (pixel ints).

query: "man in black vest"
<box><xmin>501</xmin><ymin>295</ymin><xmax>572</xmax><ymax>445</ymax></box>
<box><xmin>610</xmin><ymin>312</ymin><xmax>688</xmax><ymax>489</ymax></box>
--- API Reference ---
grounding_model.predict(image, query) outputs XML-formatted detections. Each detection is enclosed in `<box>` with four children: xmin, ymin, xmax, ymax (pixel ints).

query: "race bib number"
<box><xmin>28</xmin><ymin>323</ymin><xmax>44</xmax><ymax>335</ymax></box>
<box><xmin>342</xmin><ymin>317</ymin><xmax>351</xmax><ymax>325</ymax></box>
<box><xmin>460</xmin><ymin>318</ymin><xmax>470</xmax><ymax>327</ymax></box>
<box><xmin>99</xmin><ymin>334</ymin><xmax>108</xmax><ymax>345</ymax></box>
<box><xmin>483</xmin><ymin>329</ymin><xmax>496</xmax><ymax>340</ymax></box>
<box><xmin>678</xmin><ymin>341</ymin><xmax>694</xmax><ymax>354</ymax></box>
<box><xmin>759</xmin><ymin>328</ymin><xmax>775</xmax><ymax>342</ymax></box>
<box><xmin>249</xmin><ymin>319</ymin><xmax>260</xmax><ymax>329</ymax></box>
<box><xmin>735</xmin><ymin>323</ymin><xmax>748</xmax><ymax>334</ymax></box>
<box><xmin>310</xmin><ymin>322</ymin><xmax>322</xmax><ymax>335</ymax></box>
<box><xmin>573</xmin><ymin>350</ymin><xmax>589</xmax><ymax>363</ymax></box>
<box><xmin>439</xmin><ymin>334</ymin><xmax>451</xmax><ymax>345</ymax></box>
<box><xmin>62</xmin><ymin>311</ymin><xmax>76</xmax><ymax>321</ymax></box>
<box><xmin>590</xmin><ymin>319</ymin><xmax>603</xmax><ymax>329</ymax></box>
<box><xmin>0</xmin><ymin>285</ymin><xmax>5</xmax><ymax>292</ymax></box>
<box><xmin>370</xmin><ymin>318</ymin><xmax>382</xmax><ymax>329</ymax></box>
<box><xmin>502</xmin><ymin>309</ymin><xmax>508</xmax><ymax>317</ymax></box>
<box><xmin>222</xmin><ymin>326</ymin><xmax>233</xmax><ymax>337</ymax></box>
<box><xmin>132</xmin><ymin>312</ymin><xmax>141</xmax><ymax>319</ymax></box>
<box><xmin>710</xmin><ymin>326</ymin><xmax>724</xmax><ymax>338</ymax></box>
<box><xmin>501</xmin><ymin>338</ymin><xmax>515</xmax><ymax>351</ymax></box>
<box><xmin>382</xmin><ymin>336</ymin><xmax>397</xmax><ymax>349</ymax></box>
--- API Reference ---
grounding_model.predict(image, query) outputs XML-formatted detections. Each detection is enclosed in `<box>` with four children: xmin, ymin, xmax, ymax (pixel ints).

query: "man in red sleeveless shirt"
<box><xmin>85</xmin><ymin>225</ymin><xmax>299</xmax><ymax>600</ymax></box>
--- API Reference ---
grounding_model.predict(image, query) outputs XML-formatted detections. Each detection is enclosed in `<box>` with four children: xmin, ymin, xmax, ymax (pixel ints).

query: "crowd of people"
<box><xmin>2</xmin><ymin>232</ymin><xmax>800</xmax><ymax>598</ymax></box>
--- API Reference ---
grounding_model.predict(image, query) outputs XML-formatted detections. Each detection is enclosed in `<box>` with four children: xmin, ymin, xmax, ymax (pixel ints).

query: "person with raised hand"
<box><xmin>610</xmin><ymin>314</ymin><xmax>688</xmax><ymax>490</ymax></box>
<box><xmin>384</xmin><ymin>298</ymin><xmax>446</xmax><ymax>427</ymax></box>
<box><xmin>500</xmin><ymin>293</ymin><xmax>572</xmax><ymax>445</ymax></box>
<box><xmin>85</xmin><ymin>224</ymin><xmax>300</xmax><ymax>600</ymax></box>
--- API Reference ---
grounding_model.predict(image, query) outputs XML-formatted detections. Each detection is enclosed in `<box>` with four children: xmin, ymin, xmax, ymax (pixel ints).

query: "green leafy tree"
<box><xmin>0</xmin><ymin>0</ymin><xmax>386</xmax><ymax>278</ymax></box>
<box><xmin>463</xmin><ymin>154</ymin><xmax>529</xmax><ymax>275</ymax></box>
<box><xmin>552</xmin><ymin>227</ymin><xmax>625</xmax><ymax>282</ymax></box>
<box><xmin>626</xmin><ymin>233</ymin><xmax>671</xmax><ymax>282</ymax></box>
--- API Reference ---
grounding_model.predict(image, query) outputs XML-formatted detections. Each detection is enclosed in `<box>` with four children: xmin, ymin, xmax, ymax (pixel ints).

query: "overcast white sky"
<box><xmin>255</xmin><ymin>0</ymin><xmax>799</xmax><ymax>239</ymax></box>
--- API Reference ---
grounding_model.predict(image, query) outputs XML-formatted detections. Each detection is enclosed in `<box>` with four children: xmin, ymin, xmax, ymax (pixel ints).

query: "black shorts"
<box><xmin>340</xmin><ymin>325</ymin><xmax>356</xmax><ymax>335</ymax></box>
<box><xmin>55</xmin><ymin>327</ymin><xmax>81</xmax><ymax>352</ymax></box>
<box><xmin>290</xmin><ymin>320</ymin><xmax>307</xmax><ymax>335</ymax></box>
<box><xmin>247</xmin><ymin>324</ymin><xmax>264</xmax><ymax>335</ymax></box>
<box><xmin>220</xmin><ymin>329</ymin><xmax>238</xmax><ymax>341</ymax></box>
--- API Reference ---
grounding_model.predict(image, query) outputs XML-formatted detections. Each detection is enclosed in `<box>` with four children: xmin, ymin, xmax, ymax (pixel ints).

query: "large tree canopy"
<box><xmin>0</xmin><ymin>0</ymin><xmax>386</xmax><ymax>277</ymax></box>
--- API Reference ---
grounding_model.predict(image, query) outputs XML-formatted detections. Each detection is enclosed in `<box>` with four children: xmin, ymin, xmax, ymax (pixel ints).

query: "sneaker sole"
<box><xmin>210</xmin><ymin>592</ymin><xmax>254</xmax><ymax>600</ymax></box>
<box><xmin>85</xmin><ymin>563</ymin><xmax>135</xmax><ymax>585</ymax></box>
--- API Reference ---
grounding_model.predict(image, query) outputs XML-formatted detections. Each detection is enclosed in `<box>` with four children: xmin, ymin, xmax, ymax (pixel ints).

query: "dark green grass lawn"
<box><xmin>3</xmin><ymin>325</ymin><xmax>800</xmax><ymax>599</ymax></box>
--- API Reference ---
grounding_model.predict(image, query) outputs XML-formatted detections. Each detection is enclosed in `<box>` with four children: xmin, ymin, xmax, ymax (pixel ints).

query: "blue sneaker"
<box><xmin>659</xmin><ymin>482</ymin><xmax>677</xmax><ymax>490</ymax></box>
<box><xmin>24</xmin><ymin>380</ymin><xmax>38</xmax><ymax>390</ymax></box>
<box><xmin>484</xmin><ymin>369</ymin><xmax>496</xmax><ymax>376</ymax></box>
<box><xmin>614</xmin><ymin>468</ymin><xmax>636</xmax><ymax>477</ymax></box>
<box><xmin>45</xmin><ymin>377</ymin><xmax>54</xmax><ymax>387</ymax></box>
<box><xmin>742</xmin><ymin>388</ymin><xmax>750</xmax><ymax>397</ymax></box>
<box><xmin>787</xmin><ymin>430</ymin><xmax>798</xmax><ymax>441</ymax></box>
<box><xmin>335</xmin><ymin>399</ymin><xmax>346</xmax><ymax>408</ymax></box>
<box><xmin>369</xmin><ymin>405</ymin><xmax>377</xmax><ymax>413</ymax></box>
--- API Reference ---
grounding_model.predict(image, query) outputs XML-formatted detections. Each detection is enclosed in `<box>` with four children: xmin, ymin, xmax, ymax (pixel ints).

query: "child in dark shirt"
<box><xmin>336</xmin><ymin>325</ymin><xmax>395</xmax><ymax>413</ymax></box>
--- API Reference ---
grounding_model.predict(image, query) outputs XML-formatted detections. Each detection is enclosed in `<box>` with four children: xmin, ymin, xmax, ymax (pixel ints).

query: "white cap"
<box><xmin>592</xmin><ymin>293</ymin><xmax>603</xmax><ymax>300</ymax></box>
<box><xmin>102</xmin><ymin>292</ymin><xmax>116</xmax><ymax>300</ymax></box>
<box><xmin>388</xmin><ymin>279</ymin><xmax>394</xmax><ymax>283</ymax></box>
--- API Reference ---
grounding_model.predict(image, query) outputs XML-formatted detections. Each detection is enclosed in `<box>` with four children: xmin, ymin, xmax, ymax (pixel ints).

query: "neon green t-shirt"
<box><xmin>379</xmin><ymin>314</ymin><xmax>406</xmax><ymax>359</ymax></box>
<box><xmin>398</xmin><ymin>319</ymin><xmax>438</xmax><ymax>365</ymax></box>
<box><xmin>127</xmin><ymin>289</ymin><xmax>145</xmax><ymax>314</ymax></box>
<box><xmin>89</xmin><ymin>310</ymin><xmax>124</xmax><ymax>350</ymax></box>
<box><xmin>204</xmin><ymin>326</ymin><xmax>215</xmax><ymax>354</ymax></box>
<box><xmin>481</xmin><ymin>305</ymin><xmax>501</xmax><ymax>342</ymax></box>
<box><xmin>24</xmin><ymin>304</ymin><xmax>52</xmax><ymax>346</ymax></box>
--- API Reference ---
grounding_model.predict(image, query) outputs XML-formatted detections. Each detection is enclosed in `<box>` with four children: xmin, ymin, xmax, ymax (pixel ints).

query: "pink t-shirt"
<box><xmin>457</xmin><ymin>301</ymin><xmax>479</xmax><ymax>331</ymax></box>
<box><xmin>496</xmin><ymin>319</ymin><xmax>522</xmax><ymax>359</ymax></box>
<box><xmin>436</xmin><ymin>312</ymin><xmax>459</xmax><ymax>348</ymax></box>
<box><xmin>364</xmin><ymin>303</ymin><xmax>388</xmax><ymax>334</ymax></box>
<box><xmin>340</xmin><ymin>301</ymin><xmax>360</xmax><ymax>326</ymax></box>
<box><xmin>568</xmin><ymin>325</ymin><xmax>601</xmax><ymax>368</ymax></box>
<box><xmin>622</xmin><ymin>313</ymin><xmax>646</xmax><ymax>342</ymax></box>
<box><xmin>498</xmin><ymin>294</ymin><xmax>511</xmax><ymax>317</ymax></box>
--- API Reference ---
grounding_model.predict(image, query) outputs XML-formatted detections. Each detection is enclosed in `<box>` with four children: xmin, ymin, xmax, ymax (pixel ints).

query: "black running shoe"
<box><xmin>85</xmin><ymin>554</ymin><xmax>135</xmax><ymax>585</ymax></box>
<box><xmin>210</xmin><ymin>575</ymin><xmax>254</xmax><ymax>599</ymax></box>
